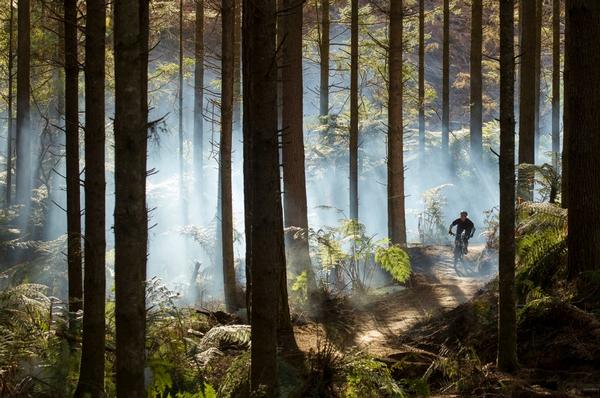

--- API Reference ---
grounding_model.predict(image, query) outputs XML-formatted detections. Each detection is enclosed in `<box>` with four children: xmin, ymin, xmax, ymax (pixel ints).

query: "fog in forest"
<box><xmin>3</xmin><ymin>3</ymin><xmax>558</xmax><ymax>306</ymax></box>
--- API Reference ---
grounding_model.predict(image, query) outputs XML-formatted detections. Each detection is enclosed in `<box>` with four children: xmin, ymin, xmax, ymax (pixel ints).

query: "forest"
<box><xmin>0</xmin><ymin>0</ymin><xmax>599</xmax><ymax>396</ymax></box>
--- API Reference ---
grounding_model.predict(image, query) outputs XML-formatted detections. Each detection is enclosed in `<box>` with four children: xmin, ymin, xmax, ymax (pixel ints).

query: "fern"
<box><xmin>515</xmin><ymin>202</ymin><xmax>568</xmax><ymax>301</ymax></box>
<box><xmin>375</xmin><ymin>245</ymin><xmax>412</xmax><ymax>284</ymax></box>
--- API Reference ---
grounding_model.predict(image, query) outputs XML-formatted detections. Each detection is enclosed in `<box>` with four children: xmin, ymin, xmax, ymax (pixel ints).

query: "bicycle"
<box><xmin>450</xmin><ymin>231</ymin><xmax>469</xmax><ymax>272</ymax></box>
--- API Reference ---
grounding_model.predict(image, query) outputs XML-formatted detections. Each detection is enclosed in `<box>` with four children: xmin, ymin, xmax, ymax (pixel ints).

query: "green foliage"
<box><xmin>418</xmin><ymin>185</ymin><xmax>452</xmax><ymax>245</ymax></box>
<box><xmin>342</xmin><ymin>353</ymin><xmax>405</xmax><ymax>398</ymax></box>
<box><xmin>375</xmin><ymin>245</ymin><xmax>412</xmax><ymax>284</ymax></box>
<box><xmin>518</xmin><ymin>163</ymin><xmax>561</xmax><ymax>204</ymax></box>
<box><xmin>217</xmin><ymin>351</ymin><xmax>250</xmax><ymax>398</ymax></box>
<box><xmin>310</xmin><ymin>219</ymin><xmax>412</xmax><ymax>292</ymax></box>
<box><xmin>515</xmin><ymin>202</ymin><xmax>568</xmax><ymax>301</ymax></box>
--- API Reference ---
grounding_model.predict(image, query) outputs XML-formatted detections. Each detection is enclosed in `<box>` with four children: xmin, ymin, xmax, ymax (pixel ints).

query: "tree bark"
<box><xmin>194</xmin><ymin>0</ymin><xmax>204</xmax><ymax>200</ymax></box>
<box><xmin>388</xmin><ymin>0</ymin><xmax>406</xmax><ymax>246</ymax></box>
<box><xmin>280</xmin><ymin>0</ymin><xmax>317</xmax><ymax>296</ymax></box>
<box><xmin>233</xmin><ymin>0</ymin><xmax>241</xmax><ymax>133</ymax></box>
<box><xmin>16</xmin><ymin>0</ymin><xmax>31</xmax><ymax>208</ymax></box>
<box><xmin>349</xmin><ymin>0</ymin><xmax>358</xmax><ymax>220</ymax></box>
<box><xmin>221</xmin><ymin>0</ymin><xmax>238</xmax><ymax>313</ymax></box>
<box><xmin>470</xmin><ymin>0</ymin><xmax>483</xmax><ymax>160</ymax></box>
<box><xmin>244</xmin><ymin>0</ymin><xmax>280</xmax><ymax>393</ymax></box>
<box><xmin>418</xmin><ymin>0</ymin><xmax>425</xmax><ymax>169</ymax></box>
<box><xmin>64</xmin><ymin>0</ymin><xmax>83</xmax><ymax>320</ymax></box>
<box><xmin>551</xmin><ymin>0</ymin><xmax>560</xmax><ymax>170</ymax></box>
<box><xmin>561</xmin><ymin>0</ymin><xmax>568</xmax><ymax>209</ymax></box>
<box><xmin>442</xmin><ymin>0</ymin><xmax>450</xmax><ymax>156</ymax></box>
<box><xmin>319</xmin><ymin>0</ymin><xmax>329</xmax><ymax>124</ymax></box>
<box><xmin>517</xmin><ymin>0</ymin><xmax>536</xmax><ymax>201</ymax></box>
<box><xmin>114</xmin><ymin>0</ymin><xmax>149</xmax><ymax>395</ymax></box>
<box><xmin>497</xmin><ymin>0</ymin><xmax>518</xmax><ymax>373</ymax></box>
<box><xmin>534</xmin><ymin>0</ymin><xmax>542</xmax><ymax>157</ymax></box>
<box><xmin>565</xmin><ymin>0</ymin><xmax>600</xmax><ymax>287</ymax></box>
<box><xmin>5</xmin><ymin>2</ymin><xmax>14</xmax><ymax>210</ymax></box>
<box><xmin>75</xmin><ymin>0</ymin><xmax>106</xmax><ymax>394</ymax></box>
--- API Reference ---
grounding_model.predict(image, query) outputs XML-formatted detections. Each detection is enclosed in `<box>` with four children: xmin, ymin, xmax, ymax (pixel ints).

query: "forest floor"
<box><xmin>295</xmin><ymin>244</ymin><xmax>495</xmax><ymax>356</ymax></box>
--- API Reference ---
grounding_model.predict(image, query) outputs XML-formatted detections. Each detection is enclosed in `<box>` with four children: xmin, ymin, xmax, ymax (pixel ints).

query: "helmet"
<box><xmin>460</xmin><ymin>211</ymin><xmax>468</xmax><ymax>216</ymax></box>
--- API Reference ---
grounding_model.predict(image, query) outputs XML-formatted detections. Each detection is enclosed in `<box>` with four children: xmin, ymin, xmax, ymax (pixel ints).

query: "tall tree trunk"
<box><xmin>551</xmin><ymin>0</ymin><xmax>560</xmax><ymax>170</ymax></box>
<box><xmin>279</xmin><ymin>0</ymin><xmax>307</xmax><ymax>353</ymax></box>
<box><xmin>497</xmin><ymin>0</ymin><xmax>518</xmax><ymax>373</ymax></box>
<box><xmin>470</xmin><ymin>0</ymin><xmax>483</xmax><ymax>160</ymax></box>
<box><xmin>319</xmin><ymin>0</ymin><xmax>329</xmax><ymax>125</ymax></box>
<box><xmin>233</xmin><ymin>0</ymin><xmax>241</xmax><ymax>132</ymax></box>
<box><xmin>114</xmin><ymin>0</ymin><xmax>149</xmax><ymax>395</ymax></box>
<box><xmin>534</xmin><ymin>0</ymin><xmax>542</xmax><ymax>157</ymax></box>
<box><xmin>418</xmin><ymin>0</ymin><xmax>425</xmax><ymax>168</ymax></box>
<box><xmin>16</xmin><ymin>0</ymin><xmax>31</xmax><ymax>208</ymax></box>
<box><xmin>194</xmin><ymin>0</ymin><xmax>204</xmax><ymax>200</ymax></box>
<box><xmin>561</xmin><ymin>0</ymin><xmax>568</xmax><ymax>209</ymax></box>
<box><xmin>179</xmin><ymin>0</ymin><xmax>188</xmax><ymax>222</ymax></box>
<box><xmin>243</xmin><ymin>0</ymin><xmax>281</xmax><ymax>393</ymax></box>
<box><xmin>565</xmin><ymin>0</ymin><xmax>600</xmax><ymax>288</ymax></box>
<box><xmin>517</xmin><ymin>0</ymin><xmax>536</xmax><ymax>201</ymax></box>
<box><xmin>5</xmin><ymin>2</ymin><xmax>14</xmax><ymax>210</ymax></box>
<box><xmin>75</xmin><ymin>0</ymin><xmax>106</xmax><ymax>394</ymax></box>
<box><xmin>221</xmin><ymin>0</ymin><xmax>238</xmax><ymax>313</ymax></box>
<box><xmin>64</xmin><ymin>0</ymin><xmax>83</xmax><ymax>320</ymax></box>
<box><xmin>349</xmin><ymin>0</ymin><xmax>358</xmax><ymax>220</ymax></box>
<box><xmin>442</xmin><ymin>0</ymin><xmax>450</xmax><ymax>156</ymax></box>
<box><xmin>281</xmin><ymin>0</ymin><xmax>317</xmax><ymax>296</ymax></box>
<box><xmin>388</xmin><ymin>0</ymin><xmax>406</xmax><ymax>246</ymax></box>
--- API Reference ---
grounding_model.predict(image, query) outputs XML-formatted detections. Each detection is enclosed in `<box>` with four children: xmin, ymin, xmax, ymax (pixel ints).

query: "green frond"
<box><xmin>375</xmin><ymin>245</ymin><xmax>412</xmax><ymax>284</ymax></box>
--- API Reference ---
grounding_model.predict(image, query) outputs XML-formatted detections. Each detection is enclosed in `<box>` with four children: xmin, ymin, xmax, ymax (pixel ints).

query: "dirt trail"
<box><xmin>295</xmin><ymin>245</ymin><xmax>496</xmax><ymax>356</ymax></box>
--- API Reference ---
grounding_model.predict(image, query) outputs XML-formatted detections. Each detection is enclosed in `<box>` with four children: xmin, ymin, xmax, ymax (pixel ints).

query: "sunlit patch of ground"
<box><xmin>294</xmin><ymin>244</ymin><xmax>497</xmax><ymax>357</ymax></box>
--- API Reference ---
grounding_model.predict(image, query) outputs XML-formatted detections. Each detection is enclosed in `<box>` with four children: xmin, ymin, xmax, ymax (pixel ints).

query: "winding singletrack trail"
<box><xmin>295</xmin><ymin>245</ymin><xmax>496</xmax><ymax>356</ymax></box>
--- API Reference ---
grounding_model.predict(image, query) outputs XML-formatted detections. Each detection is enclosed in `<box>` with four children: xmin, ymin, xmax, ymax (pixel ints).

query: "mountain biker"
<box><xmin>448</xmin><ymin>211</ymin><xmax>475</xmax><ymax>254</ymax></box>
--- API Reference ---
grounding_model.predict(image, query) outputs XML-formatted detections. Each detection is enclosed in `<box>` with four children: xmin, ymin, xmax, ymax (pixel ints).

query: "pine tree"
<box><xmin>388</xmin><ymin>0</ymin><xmax>406</xmax><ymax>246</ymax></box>
<box><xmin>75</xmin><ymin>0</ymin><xmax>107</xmax><ymax>392</ymax></box>
<box><xmin>221</xmin><ymin>0</ymin><xmax>238</xmax><ymax>313</ymax></box>
<box><xmin>470</xmin><ymin>0</ymin><xmax>483</xmax><ymax>160</ymax></box>
<box><xmin>114</xmin><ymin>0</ymin><xmax>149</xmax><ymax>394</ymax></box>
<box><xmin>64</xmin><ymin>0</ymin><xmax>83</xmax><ymax>321</ymax></box>
<box><xmin>565</xmin><ymin>0</ymin><xmax>600</xmax><ymax>289</ymax></box>
<box><xmin>497</xmin><ymin>0</ymin><xmax>518</xmax><ymax>373</ymax></box>
<box><xmin>243</xmin><ymin>0</ymin><xmax>280</xmax><ymax>393</ymax></box>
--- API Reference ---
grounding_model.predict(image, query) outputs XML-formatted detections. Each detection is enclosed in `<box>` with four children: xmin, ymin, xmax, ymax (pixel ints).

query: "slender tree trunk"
<box><xmin>551</xmin><ymin>0</ymin><xmax>560</xmax><ymax>170</ymax></box>
<box><xmin>518</xmin><ymin>0</ymin><xmax>536</xmax><ymax>201</ymax></box>
<box><xmin>470</xmin><ymin>0</ymin><xmax>483</xmax><ymax>160</ymax></box>
<box><xmin>349</xmin><ymin>0</ymin><xmax>358</xmax><ymax>220</ymax></box>
<box><xmin>281</xmin><ymin>0</ymin><xmax>317</xmax><ymax>295</ymax></box>
<box><xmin>233</xmin><ymin>0</ymin><xmax>241</xmax><ymax>132</ymax></box>
<box><xmin>565</xmin><ymin>0</ymin><xmax>600</xmax><ymax>288</ymax></box>
<box><xmin>418</xmin><ymin>0</ymin><xmax>425</xmax><ymax>169</ymax></box>
<box><xmin>64</xmin><ymin>0</ymin><xmax>83</xmax><ymax>320</ymax></box>
<box><xmin>194</xmin><ymin>0</ymin><xmax>204</xmax><ymax>201</ymax></box>
<box><xmin>442</xmin><ymin>0</ymin><xmax>450</xmax><ymax>156</ymax></box>
<box><xmin>179</xmin><ymin>0</ymin><xmax>188</xmax><ymax>223</ymax></box>
<box><xmin>277</xmin><ymin>0</ymin><xmax>306</xmax><ymax>355</ymax></box>
<box><xmin>114</xmin><ymin>0</ymin><xmax>149</xmax><ymax>395</ymax></box>
<box><xmin>16</xmin><ymin>0</ymin><xmax>31</xmax><ymax>208</ymax></box>
<box><xmin>534</xmin><ymin>0</ymin><xmax>542</xmax><ymax>157</ymax></box>
<box><xmin>221</xmin><ymin>0</ymin><xmax>238</xmax><ymax>313</ymax></box>
<box><xmin>75</xmin><ymin>0</ymin><xmax>106</xmax><ymax>394</ymax></box>
<box><xmin>388</xmin><ymin>0</ymin><xmax>406</xmax><ymax>246</ymax></box>
<box><xmin>244</xmin><ymin>0</ymin><xmax>281</xmax><ymax>392</ymax></box>
<box><xmin>5</xmin><ymin>2</ymin><xmax>14</xmax><ymax>210</ymax></box>
<box><xmin>497</xmin><ymin>0</ymin><xmax>518</xmax><ymax>373</ymax></box>
<box><xmin>242</xmin><ymin>0</ymin><xmax>252</xmax><ymax>321</ymax></box>
<box><xmin>561</xmin><ymin>0</ymin><xmax>568</xmax><ymax>209</ymax></box>
<box><xmin>319</xmin><ymin>0</ymin><xmax>329</xmax><ymax>125</ymax></box>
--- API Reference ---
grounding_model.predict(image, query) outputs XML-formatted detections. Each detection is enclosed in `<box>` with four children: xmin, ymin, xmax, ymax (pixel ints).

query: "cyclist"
<box><xmin>448</xmin><ymin>211</ymin><xmax>475</xmax><ymax>254</ymax></box>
